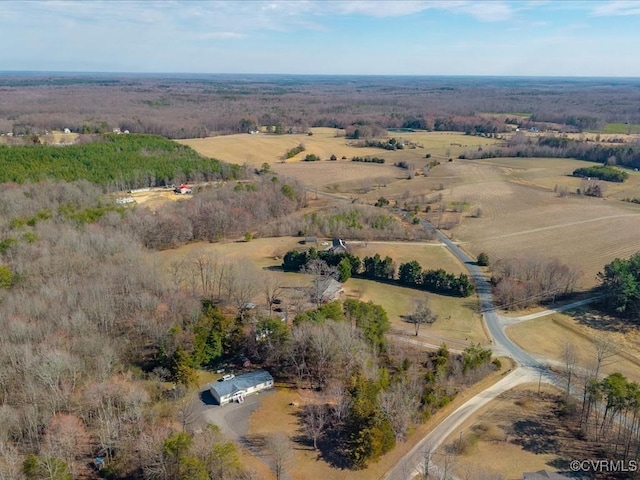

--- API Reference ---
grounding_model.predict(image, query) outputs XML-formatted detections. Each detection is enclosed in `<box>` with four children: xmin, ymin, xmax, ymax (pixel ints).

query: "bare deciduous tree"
<box><xmin>408</xmin><ymin>298</ymin><xmax>437</xmax><ymax>336</ymax></box>
<box><xmin>562</xmin><ymin>342</ymin><xmax>578</xmax><ymax>394</ymax></box>
<box><xmin>302</xmin><ymin>404</ymin><xmax>328</xmax><ymax>450</ymax></box>
<box><xmin>262</xmin><ymin>272</ymin><xmax>283</xmax><ymax>315</ymax></box>
<box><xmin>266</xmin><ymin>433</ymin><xmax>292</xmax><ymax>480</ymax></box>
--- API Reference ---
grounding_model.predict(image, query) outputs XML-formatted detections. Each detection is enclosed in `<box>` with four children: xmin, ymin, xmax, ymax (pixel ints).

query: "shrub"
<box><xmin>477</xmin><ymin>252</ymin><xmax>489</xmax><ymax>266</ymax></box>
<box><xmin>284</xmin><ymin>143</ymin><xmax>306</xmax><ymax>159</ymax></box>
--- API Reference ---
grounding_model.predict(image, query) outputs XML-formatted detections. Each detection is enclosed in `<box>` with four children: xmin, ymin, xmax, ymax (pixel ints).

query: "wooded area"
<box><xmin>1</xmin><ymin>74</ymin><xmax>639</xmax><ymax>139</ymax></box>
<box><xmin>0</xmin><ymin>134</ymin><xmax>239</xmax><ymax>189</ymax></box>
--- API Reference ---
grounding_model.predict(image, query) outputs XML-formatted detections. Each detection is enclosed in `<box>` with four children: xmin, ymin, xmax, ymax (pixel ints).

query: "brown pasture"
<box><xmin>178</xmin><ymin>128</ymin><xmax>500</xmax><ymax>168</ymax></box>
<box><xmin>507</xmin><ymin>313</ymin><xmax>640</xmax><ymax>384</ymax></box>
<box><xmin>388</xmin><ymin>158</ymin><xmax>640</xmax><ymax>289</ymax></box>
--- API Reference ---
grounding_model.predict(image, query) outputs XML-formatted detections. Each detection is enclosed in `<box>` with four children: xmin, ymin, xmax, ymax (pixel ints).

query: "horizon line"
<box><xmin>1</xmin><ymin>70</ymin><xmax>639</xmax><ymax>81</ymax></box>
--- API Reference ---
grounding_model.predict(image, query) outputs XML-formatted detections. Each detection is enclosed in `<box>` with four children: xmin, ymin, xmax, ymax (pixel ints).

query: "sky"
<box><xmin>1</xmin><ymin>0</ymin><xmax>639</xmax><ymax>77</ymax></box>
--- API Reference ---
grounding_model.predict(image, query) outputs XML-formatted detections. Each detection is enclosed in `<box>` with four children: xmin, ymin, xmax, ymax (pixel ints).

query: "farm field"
<box><xmin>410</xmin><ymin>159</ymin><xmax>640</xmax><ymax>288</ymax></box>
<box><xmin>178</xmin><ymin>128</ymin><xmax>500</xmax><ymax>168</ymax></box>
<box><xmin>506</xmin><ymin>313</ymin><xmax>640</xmax><ymax>384</ymax></box>
<box><xmin>156</xmin><ymin>136</ymin><xmax>640</xmax><ymax>290</ymax></box>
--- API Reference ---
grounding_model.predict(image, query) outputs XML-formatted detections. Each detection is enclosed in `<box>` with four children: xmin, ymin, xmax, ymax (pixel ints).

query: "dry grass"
<box><xmin>401</xmin><ymin>159</ymin><xmax>640</xmax><ymax>288</ymax></box>
<box><xmin>506</xmin><ymin>313</ymin><xmax>640</xmax><ymax>384</ymax></box>
<box><xmin>344</xmin><ymin>278</ymin><xmax>486</xmax><ymax>346</ymax></box>
<box><xmin>350</xmin><ymin>241</ymin><xmax>467</xmax><ymax>275</ymax></box>
<box><xmin>440</xmin><ymin>383</ymin><xmax>563</xmax><ymax>480</ymax></box>
<box><xmin>272</xmin><ymin>159</ymin><xmax>403</xmax><ymax>192</ymax></box>
<box><xmin>178</xmin><ymin>128</ymin><xmax>500</xmax><ymax>167</ymax></box>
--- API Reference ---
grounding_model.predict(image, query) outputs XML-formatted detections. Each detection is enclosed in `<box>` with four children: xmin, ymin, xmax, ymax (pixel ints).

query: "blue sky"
<box><xmin>1</xmin><ymin>0</ymin><xmax>639</xmax><ymax>76</ymax></box>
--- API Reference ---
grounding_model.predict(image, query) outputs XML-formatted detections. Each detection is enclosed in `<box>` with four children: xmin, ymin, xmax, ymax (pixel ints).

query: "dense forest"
<box><xmin>0</xmin><ymin>134</ymin><xmax>240</xmax><ymax>189</ymax></box>
<box><xmin>1</xmin><ymin>74</ymin><xmax>639</xmax><ymax>139</ymax></box>
<box><xmin>0</xmin><ymin>179</ymin><xmax>497</xmax><ymax>478</ymax></box>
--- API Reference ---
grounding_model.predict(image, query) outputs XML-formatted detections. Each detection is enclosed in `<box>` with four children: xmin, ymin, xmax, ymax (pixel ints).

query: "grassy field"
<box><xmin>601</xmin><ymin>122</ymin><xmax>640</xmax><ymax>135</ymax></box>
<box><xmin>506</xmin><ymin>313</ymin><xmax>640</xmax><ymax>384</ymax></box>
<box><xmin>178</xmin><ymin>128</ymin><xmax>500</xmax><ymax>167</ymax></box>
<box><xmin>345</xmin><ymin>278</ymin><xmax>486</xmax><ymax>346</ymax></box>
<box><xmin>400</xmin><ymin>158</ymin><xmax>640</xmax><ymax>288</ymax></box>
<box><xmin>440</xmin><ymin>383</ymin><xmax>564</xmax><ymax>480</ymax></box>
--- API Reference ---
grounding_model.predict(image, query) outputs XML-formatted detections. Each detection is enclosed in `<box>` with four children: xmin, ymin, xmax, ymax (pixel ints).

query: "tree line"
<box><xmin>282</xmin><ymin>248</ymin><xmax>475</xmax><ymax>297</ymax></box>
<box><xmin>491</xmin><ymin>256</ymin><xmax>580</xmax><ymax>309</ymax></box>
<box><xmin>463</xmin><ymin>133</ymin><xmax>640</xmax><ymax>170</ymax></box>
<box><xmin>6</xmin><ymin>75</ymin><xmax>640</xmax><ymax>141</ymax></box>
<box><xmin>598</xmin><ymin>251</ymin><xmax>640</xmax><ymax>318</ymax></box>
<box><xmin>572</xmin><ymin>165</ymin><xmax>629</xmax><ymax>183</ymax></box>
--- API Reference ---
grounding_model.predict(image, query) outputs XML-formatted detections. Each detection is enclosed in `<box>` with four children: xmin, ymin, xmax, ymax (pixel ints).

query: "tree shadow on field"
<box><xmin>571</xmin><ymin>308</ymin><xmax>634</xmax><ymax>334</ymax></box>
<box><xmin>291</xmin><ymin>408</ymin><xmax>351</xmax><ymax>469</ymax></box>
<box><xmin>510</xmin><ymin>418</ymin><xmax>559</xmax><ymax>454</ymax></box>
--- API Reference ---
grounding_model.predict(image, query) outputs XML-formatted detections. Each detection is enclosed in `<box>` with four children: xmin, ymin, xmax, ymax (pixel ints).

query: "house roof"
<box><xmin>210</xmin><ymin>370</ymin><xmax>273</xmax><ymax>399</ymax></box>
<box><xmin>325</xmin><ymin>238</ymin><xmax>348</xmax><ymax>253</ymax></box>
<box><xmin>313</xmin><ymin>277</ymin><xmax>343</xmax><ymax>301</ymax></box>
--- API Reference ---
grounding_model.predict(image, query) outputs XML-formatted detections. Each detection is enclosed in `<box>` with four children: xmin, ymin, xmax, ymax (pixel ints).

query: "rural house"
<box><xmin>209</xmin><ymin>370</ymin><xmax>274</xmax><ymax>405</ymax></box>
<box><xmin>327</xmin><ymin>238</ymin><xmax>349</xmax><ymax>253</ymax></box>
<box><xmin>310</xmin><ymin>277</ymin><xmax>344</xmax><ymax>304</ymax></box>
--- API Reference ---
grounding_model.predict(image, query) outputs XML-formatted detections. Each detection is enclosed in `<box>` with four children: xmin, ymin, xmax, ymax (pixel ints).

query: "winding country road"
<box><xmin>384</xmin><ymin>218</ymin><xmax>559</xmax><ymax>480</ymax></box>
<box><xmin>309</xmin><ymin>190</ymin><xmax>567</xmax><ymax>479</ymax></box>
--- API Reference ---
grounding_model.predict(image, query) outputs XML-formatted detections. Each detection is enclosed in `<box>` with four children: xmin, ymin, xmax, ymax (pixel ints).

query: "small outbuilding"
<box><xmin>310</xmin><ymin>277</ymin><xmax>344</xmax><ymax>304</ymax></box>
<box><xmin>209</xmin><ymin>370</ymin><xmax>274</xmax><ymax>405</ymax></box>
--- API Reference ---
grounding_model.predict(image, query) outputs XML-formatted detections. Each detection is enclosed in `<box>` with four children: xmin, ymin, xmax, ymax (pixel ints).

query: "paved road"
<box><xmin>502</xmin><ymin>296</ymin><xmax>601</xmax><ymax>325</ymax></box>
<box><xmin>384</xmin><ymin>217</ymin><xmax>558</xmax><ymax>480</ymax></box>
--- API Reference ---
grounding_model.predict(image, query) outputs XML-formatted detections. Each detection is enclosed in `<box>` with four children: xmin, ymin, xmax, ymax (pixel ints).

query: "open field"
<box><xmin>396</xmin><ymin>158</ymin><xmax>640</xmax><ymax>289</ymax></box>
<box><xmin>273</xmin><ymin>158</ymin><xmax>404</xmax><ymax>192</ymax></box>
<box><xmin>507</xmin><ymin>313</ymin><xmax>640</xmax><ymax>384</ymax></box>
<box><xmin>345</xmin><ymin>278</ymin><xmax>486</xmax><ymax>346</ymax></box>
<box><xmin>178</xmin><ymin>128</ymin><xmax>500</xmax><ymax>168</ymax></box>
<box><xmin>451</xmin><ymin>183</ymin><xmax>640</xmax><ymax>288</ymax></box>
<box><xmin>178</xmin><ymin>131</ymin><xmax>640</xmax><ymax>291</ymax></box>
<box><xmin>601</xmin><ymin>122</ymin><xmax>640</xmax><ymax>135</ymax></box>
<box><xmin>473</xmin><ymin>156</ymin><xmax>640</xmax><ymax>200</ymax></box>
<box><xmin>438</xmin><ymin>383</ymin><xmax>565</xmax><ymax>480</ymax></box>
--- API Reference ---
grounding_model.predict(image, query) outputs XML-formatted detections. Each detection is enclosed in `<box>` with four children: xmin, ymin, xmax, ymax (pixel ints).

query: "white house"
<box><xmin>209</xmin><ymin>370</ymin><xmax>274</xmax><ymax>405</ymax></box>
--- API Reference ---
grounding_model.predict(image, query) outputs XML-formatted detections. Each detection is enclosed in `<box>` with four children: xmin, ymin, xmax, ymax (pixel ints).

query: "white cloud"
<box><xmin>327</xmin><ymin>0</ymin><xmax>515</xmax><ymax>21</ymax></box>
<box><xmin>331</xmin><ymin>0</ymin><xmax>437</xmax><ymax>18</ymax></box>
<box><xmin>591</xmin><ymin>1</ymin><xmax>640</xmax><ymax>16</ymax></box>
<box><xmin>198</xmin><ymin>32</ymin><xmax>246</xmax><ymax>40</ymax></box>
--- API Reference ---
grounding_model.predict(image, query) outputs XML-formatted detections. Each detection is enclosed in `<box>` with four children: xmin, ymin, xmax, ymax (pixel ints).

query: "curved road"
<box><xmin>384</xmin><ymin>218</ymin><xmax>556</xmax><ymax>480</ymax></box>
<box><xmin>308</xmin><ymin>193</ymin><xmax>559</xmax><ymax>479</ymax></box>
